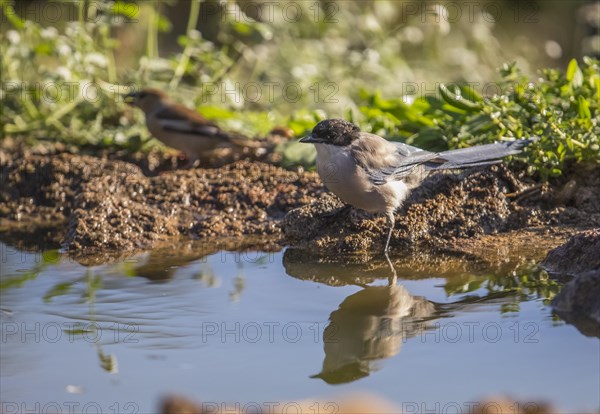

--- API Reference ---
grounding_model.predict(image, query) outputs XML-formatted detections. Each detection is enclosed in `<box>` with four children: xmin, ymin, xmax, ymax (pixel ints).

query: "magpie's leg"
<box><xmin>384</xmin><ymin>212</ymin><xmax>395</xmax><ymax>254</ymax></box>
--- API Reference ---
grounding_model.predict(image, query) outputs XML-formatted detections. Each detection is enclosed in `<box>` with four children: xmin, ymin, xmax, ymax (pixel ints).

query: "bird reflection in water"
<box><xmin>311</xmin><ymin>257</ymin><xmax>436</xmax><ymax>384</ymax></box>
<box><xmin>312</xmin><ymin>283</ymin><xmax>435</xmax><ymax>384</ymax></box>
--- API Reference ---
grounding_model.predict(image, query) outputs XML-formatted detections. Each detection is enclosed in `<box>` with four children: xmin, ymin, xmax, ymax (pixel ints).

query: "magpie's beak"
<box><xmin>300</xmin><ymin>134</ymin><xmax>319</xmax><ymax>144</ymax></box>
<box><xmin>123</xmin><ymin>92</ymin><xmax>138</xmax><ymax>106</ymax></box>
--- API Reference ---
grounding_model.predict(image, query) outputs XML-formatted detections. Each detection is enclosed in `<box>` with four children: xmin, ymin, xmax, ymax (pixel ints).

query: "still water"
<box><xmin>1</xmin><ymin>239</ymin><xmax>598</xmax><ymax>413</ymax></box>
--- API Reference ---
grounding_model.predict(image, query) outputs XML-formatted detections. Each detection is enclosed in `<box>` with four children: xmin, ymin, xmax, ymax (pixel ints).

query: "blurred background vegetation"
<box><xmin>1</xmin><ymin>0</ymin><xmax>598</xmax><ymax>177</ymax></box>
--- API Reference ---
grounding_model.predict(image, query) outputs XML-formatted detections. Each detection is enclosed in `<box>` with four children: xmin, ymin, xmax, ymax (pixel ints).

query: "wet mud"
<box><xmin>1</xmin><ymin>148</ymin><xmax>322</xmax><ymax>254</ymax></box>
<box><xmin>1</xmin><ymin>140</ymin><xmax>598</xmax><ymax>260</ymax></box>
<box><xmin>283</xmin><ymin>163</ymin><xmax>599</xmax><ymax>253</ymax></box>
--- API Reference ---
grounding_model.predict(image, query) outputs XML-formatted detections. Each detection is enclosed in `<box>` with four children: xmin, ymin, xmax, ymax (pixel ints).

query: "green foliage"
<box><xmin>0</xmin><ymin>248</ymin><xmax>61</xmax><ymax>290</ymax></box>
<box><xmin>0</xmin><ymin>1</ymin><xmax>285</xmax><ymax>146</ymax></box>
<box><xmin>358</xmin><ymin>58</ymin><xmax>600</xmax><ymax>180</ymax></box>
<box><xmin>444</xmin><ymin>264</ymin><xmax>561</xmax><ymax>310</ymax></box>
<box><xmin>275</xmin><ymin>110</ymin><xmax>327</xmax><ymax>169</ymax></box>
<box><xmin>0</xmin><ymin>1</ymin><xmax>597</xmax><ymax>180</ymax></box>
<box><xmin>0</xmin><ymin>1</ymin><xmax>141</xmax><ymax>147</ymax></box>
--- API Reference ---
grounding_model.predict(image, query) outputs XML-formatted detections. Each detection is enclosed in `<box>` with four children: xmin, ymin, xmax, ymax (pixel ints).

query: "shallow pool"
<box><xmin>1</xmin><ymin>239</ymin><xmax>598</xmax><ymax>413</ymax></box>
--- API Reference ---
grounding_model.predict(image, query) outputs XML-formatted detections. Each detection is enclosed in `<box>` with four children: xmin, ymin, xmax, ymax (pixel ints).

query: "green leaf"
<box><xmin>177</xmin><ymin>35</ymin><xmax>189</xmax><ymax>47</ymax></box>
<box><xmin>43</xmin><ymin>282</ymin><xmax>75</xmax><ymax>303</ymax></box>
<box><xmin>438</xmin><ymin>84</ymin><xmax>481</xmax><ymax>111</ymax></box>
<box><xmin>566</xmin><ymin>59</ymin><xmax>583</xmax><ymax>88</ymax></box>
<box><xmin>112</xmin><ymin>2</ymin><xmax>139</xmax><ymax>19</ymax></box>
<box><xmin>64</xmin><ymin>327</ymin><xmax>95</xmax><ymax>336</ymax></box>
<box><xmin>0</xmin><ymin>3</ymin><xmax>25</xmax><ymax>29</ymax></box>
<box><xmin>156</xmin><ymin>14</ymin><xmax>172</xmax><ymax>32</ymax></box>
<box><xmin>459</xmin><ymin>84</ymin><xmax>483</xmax><ymax>102</ymax></box>
<box><xmin>42</xmin><ymin>250</ymin><xmax>61</xmax><ymax>265</ymax></box>
<box><xmin>577</xmin><ymin>96</ymin><xmax>591</xmax><ymax>119</ymax></box>
<box><xmin>33</xmin><ymin>43</ymin><xmax>53</xmax><ymax>55</ymax></box>
<box><xmin>590</xmin><ymin>74</ymin><xmax>600</xmax><ymax>96</ymax></box>
<box><xmin>566</xmin><ymin>59</ymin><xmax>577</xmax><ymax>80</ymax></box>
<box><xmin>277</xmin><ymin>140</ymin><xmax>316</xmax><ymax>169</ymax></box>
<box><xmin>0</xmin><ymin>271</ymin><xmax>39</xmax><ymax>290</ymax></box>
<box><xmin>231</xmin><ymin>21</ymin><xmax>253</xmax><ymax>36</ymax></box>
<box><xmin>287</xmin><ymin>110</ymin><xmax>326</xmax><ymax>136</ymax></box>
<box><xmin>198</xmin><ymin>106</ymin><xmax>235</xmax><ymax>120</ymax></box>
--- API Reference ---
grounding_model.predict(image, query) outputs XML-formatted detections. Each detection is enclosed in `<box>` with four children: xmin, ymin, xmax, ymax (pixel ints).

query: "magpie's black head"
<box><xmin>300</xmin><ymin>119</ymin><xmax>361</xmax><ymax>146</ymax></box>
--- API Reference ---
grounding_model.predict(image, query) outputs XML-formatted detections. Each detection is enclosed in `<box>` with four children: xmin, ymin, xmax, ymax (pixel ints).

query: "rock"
<box><xmin>541</xmin><ymin>229</ymin><xmax>600</xmax><ymax>337</ymax></box>
<box><xmin>540</xmin><ymin>229</ymin><xmax>600</xmax><ymax>276</ymax></box>
<box><xmin>551</xmin><ymin>270</ymin><xmax>600</xmax><ymax>337</ymax></box>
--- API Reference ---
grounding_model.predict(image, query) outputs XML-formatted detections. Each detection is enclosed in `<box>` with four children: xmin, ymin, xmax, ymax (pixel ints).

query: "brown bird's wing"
<box><xmin>153</xmin><ymin>103</ymin><xmax>231</xmax><ymax>139</ymax></box>
<box><xmin>154</xmin><ymin>103</ymin><xmax>259</xmax><ymax>148</ymax></box>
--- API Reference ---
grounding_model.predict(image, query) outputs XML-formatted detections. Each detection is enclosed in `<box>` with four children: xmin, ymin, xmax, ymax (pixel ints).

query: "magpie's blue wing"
<box><xmin>363</xmin><ymin>141</ymin><xmax>442</xmax><ymax>185</ymax></box>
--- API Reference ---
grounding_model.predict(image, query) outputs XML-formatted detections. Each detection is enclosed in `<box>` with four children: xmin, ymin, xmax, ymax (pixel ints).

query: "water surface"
<box><xmin>1</xmin><ymin>239</ymin><xmax>598</xmax><ymax>413</ymax></box>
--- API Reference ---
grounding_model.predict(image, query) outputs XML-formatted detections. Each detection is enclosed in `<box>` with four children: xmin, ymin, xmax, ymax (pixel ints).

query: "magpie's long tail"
<box><xmin>425</xmin><ymin>139</ymin><xmax>534</xmax><ymax>171</ymax></box>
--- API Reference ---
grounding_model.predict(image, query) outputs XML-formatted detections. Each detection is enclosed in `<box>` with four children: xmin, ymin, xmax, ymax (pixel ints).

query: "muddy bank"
<box><xmin>541</xmin><ymin>228</ymin><xmax>600</xmax><ymax>277</ymax></box>
<box><xmin>541</xmin><ymin>229</ymin><xmax>600</xmax><ymax>337</ymax></box>
<box><xmin>1</xmin><ymin>139</ymin><xmax>598</xmax><ymax>256</ymax></box>
<box><xmin>0</xmin><ymin>133</ymin><xmax>285</xmax><ymax>176</ymax></box>
<box><xmin>283</xmin><ymin>164</ymin><xmax>600</xmax><ymax>253</ymax></box>
<box><xmin>283</xmin><ymin>227</ymin><xmax>574</xmax><ymax>286</ymax></box>
<box><xmin>64</xmin><ymin>160</ymin><xmax>323</xmax><ymax>252</ymax></box>
<box><xmin>1</xmin><ymin>146</ymin><xmax>322</xmax><ymax>255</ymax></box>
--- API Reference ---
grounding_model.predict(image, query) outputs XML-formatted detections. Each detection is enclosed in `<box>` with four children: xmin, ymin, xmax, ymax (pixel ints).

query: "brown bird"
<box><xmin>125</xmin><ymin>88</ymin><xmax>256</xmax><ymax>168</ymax></box>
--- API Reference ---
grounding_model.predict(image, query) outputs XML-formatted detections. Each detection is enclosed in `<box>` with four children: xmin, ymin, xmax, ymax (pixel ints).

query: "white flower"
<box><xmin>473</xmin><ymin>22</ymin><xmax>491</xmax><ymax>39</ymax></box>
<box><xmin>40</xmin><ymin>27</ymin><xmax>58</xmax><ymax>40</ymax></box>
<box><xmin>114</xmin><ymin>132</ymin><xmax>126</xmax><ymax>144</ymax></box>
<box><xmin>424</xmin><ymin>4</ymin><xmax>450</xmax><ymax>35</ymax></box>
<box><xmin>188</xmin><ymin>30</ymin><xmax>201</xmax><ymax>41</ymax></box>
<box><xmin>291</xmin><ymin>64</ymin><xmax>318</xmax><ymax>79</ymax></box>
<box><xmin>364</xmin><ymin>49</ymin><xmax>380</xmax><ymax>65</ymax></box>
<box><xmin>6</xmin><ymin>30</ymin><xmax>20</xmax><ymax>44</ymax></box>
<box><xmin>227</xmin><ymin>119</ymin><xmax>243</xmax><ymax>131</ymax></box>
<box><xmin>57</xmin><ymin>44</ymin><xmax>72</xmax><ymax>57</ymax></box>
<box><xmin>402</xmin><ymin>26</ymin><xmax>424</xmax><ymax>44</ymax></box>
<box><xmin>56</xmin><ymin>66</ymin><xmax>72</xmax><ymax>80</ymax></box>
<box><xmin>364</xmin><ymin>14</ymin><xmax>381</xmax><ymax>32</ymax></box>
<box><xmin>79</xmin><ymin>80</ymin><xmax>100</xmax><ymax>102</ymax></box>
<box><xmin>402</xmin><ymin>95</ymin><xmax>415</xmax><ymax>105</ymax></box>
<box><xmin>65</xmin><ymin>23</ymin><xmax>77</xmax><ymax>38</ymax></box>
<box><xmin>145</xmin><ymin>57</ymin><xmax>171</xmax><ymax>72</ymax></box>
<box><xmin>84</xmin><ymin>53</ymin><xmax>108</xmax><ymax>68</ymax></box>
<box><xmin>348</xmin><ymin>50</ymin><xmax>362</xmax><ymax>66</ymax></box>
